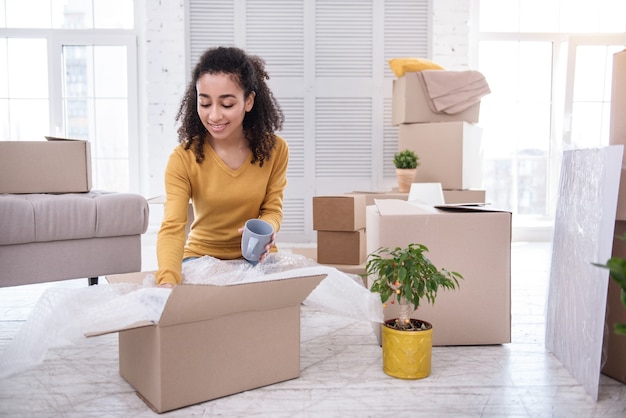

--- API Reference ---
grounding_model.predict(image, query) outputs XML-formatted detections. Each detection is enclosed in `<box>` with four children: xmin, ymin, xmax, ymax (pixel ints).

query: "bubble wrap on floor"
<box><xmin>0</xmin><ymin>253</ymin><xmax>382</xmax><ymax>379</ymax></box>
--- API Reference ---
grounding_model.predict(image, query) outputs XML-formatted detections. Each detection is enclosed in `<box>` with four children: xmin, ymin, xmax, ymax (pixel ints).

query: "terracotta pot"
<box><xmin>395</xmin><ymin>168</ymin><xmax>417</xmax><ymax>193</ymax></box>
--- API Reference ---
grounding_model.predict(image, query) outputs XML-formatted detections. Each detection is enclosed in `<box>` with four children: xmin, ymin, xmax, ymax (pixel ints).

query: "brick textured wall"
<box><xmin>141</xmin><ymin>0</ymin><xmax>187</xmax><ymax>197</ymax></box>
<box><xmin>432</xmin><ymin>0</ymin><xmax>472</xmax><ymax>69</ymax></box>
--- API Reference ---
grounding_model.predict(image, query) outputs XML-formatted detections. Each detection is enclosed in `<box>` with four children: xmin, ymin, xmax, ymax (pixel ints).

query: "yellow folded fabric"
<box><xmin>388</xmin><ymin>57</ymin><xmax>445</xmax><ymax>77</ymax></box>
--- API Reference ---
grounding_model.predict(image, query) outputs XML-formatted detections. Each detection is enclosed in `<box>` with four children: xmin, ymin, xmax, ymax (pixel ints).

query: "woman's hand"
<box><xmin>158</xmin><ymin>282</ymin><xmax>175</xmax><ymax>289</ymax></box>
<box><xmin>239</xmin><ymin>227</ymin><xmax>275</xmax><ymax>264</ymax></box>
<box><xmin>258</xmin><ymin>232</ymin><xmax>276</xmax><ymax>263</ymax></box>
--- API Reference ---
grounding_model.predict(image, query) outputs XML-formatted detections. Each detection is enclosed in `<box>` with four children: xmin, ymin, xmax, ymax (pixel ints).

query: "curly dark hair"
<box><xmin>175</xmin><ymin>46</ymin><xmax>284</xmax><ymax>166</ymax></box>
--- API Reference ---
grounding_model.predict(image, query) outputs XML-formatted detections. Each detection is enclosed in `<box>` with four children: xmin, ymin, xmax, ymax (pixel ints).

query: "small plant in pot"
<box><xmin>393</xmin><ymin>149</ymin><xmax>420</xmax><ymax>193</ymax></box>
<box><xmin>365</xmin><ymin>243</ymin><xmax>463</xmax><ymax>379</ymax></box>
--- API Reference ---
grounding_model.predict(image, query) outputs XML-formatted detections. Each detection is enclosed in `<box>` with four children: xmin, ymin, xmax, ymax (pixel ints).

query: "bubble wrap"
<box><xmin>0</xmin><ymin>253</ymin><xmax>382</xmax><ymax>379</ymax></box>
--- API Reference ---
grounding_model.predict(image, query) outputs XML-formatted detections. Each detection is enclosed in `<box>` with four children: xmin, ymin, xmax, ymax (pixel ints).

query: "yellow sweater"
<box><xmin>155</xmin><ymin>136</ymin><xmax>289</xmax><ymax>285</ymax></box>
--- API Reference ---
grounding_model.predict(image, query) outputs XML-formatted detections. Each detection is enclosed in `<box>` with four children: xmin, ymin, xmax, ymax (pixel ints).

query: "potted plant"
<box><xmin>365</xmin><ymin>243</ymin><xmax>463</xmax><ymax>379</ymax></box>
<box><xmin>593</xmin><ymin>232</ymin><xmax>626</xmax><ymax>335</ymax></box>
<box><xmin>393</xmin><ymin>149</ymin><xmax>420</xmax><ymax>193</ymax></box>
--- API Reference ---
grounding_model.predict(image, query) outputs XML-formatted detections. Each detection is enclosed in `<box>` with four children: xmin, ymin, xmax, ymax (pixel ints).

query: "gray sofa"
<box><xmin>0</xmin><ymin>191</ymin><xmax>149</xmax><ymax>287</ymax></box>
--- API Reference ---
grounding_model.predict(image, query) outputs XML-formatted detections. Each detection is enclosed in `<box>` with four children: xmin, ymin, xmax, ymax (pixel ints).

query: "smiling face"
<box><xmin>196</xmin><ymin>72</ymin><xmax>255</xmax><ymax>143</ymax></box>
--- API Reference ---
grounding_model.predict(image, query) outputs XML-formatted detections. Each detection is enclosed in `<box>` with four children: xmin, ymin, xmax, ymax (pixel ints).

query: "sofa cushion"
<box><xmin>0</xmin><ymin>192</ymin><xmax>149</xmax><ymax>246</ymax></box>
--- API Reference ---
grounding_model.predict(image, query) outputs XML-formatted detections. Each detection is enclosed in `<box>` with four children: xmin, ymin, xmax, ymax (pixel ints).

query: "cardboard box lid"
<box><xmin>96</xmin><ymin>272</ymin><xmax>326</xmax><ymax>332</ymax></box>
<box><xmin>44</xmin><ymin>136</ymin><xmax>85</xmax><ymax>142</ymax></box>
<box><xmin>373</xmin><ymin>199</ymin><xmax>510</xmax><ymax>216</ymax></box>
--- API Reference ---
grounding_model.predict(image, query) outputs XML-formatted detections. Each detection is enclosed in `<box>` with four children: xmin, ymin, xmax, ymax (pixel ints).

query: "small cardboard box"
<box><xmin>289</xmin><ymin>247</ymin><xmax>367</xmax><ymax>279</ymax></box>
<box><xmin>366</xmin><ymin>199</ymin><xmax>511</xmax><ymax>346</ymax></box>
<box><xmin>392</xmin><ymin>72</ymin><xmax>481</xmax><ymax>125</ymax></box>
<box><xmin>317</xmin><ymin>229</ymin><xmax>367</xmax><ymax>265</ymax></box>
<box><xmin>601</xmin><ymin>220</ymin><xmax>626</xmax><ymax>383</ymax></box>
<box><xmin>443</xmin><ymin>189</ymin><xmax>486</xmax><ymax>204</ymax></box>
<box><xmin>312</xmin><ymin>194</ymin><xmax>366</xmax><ymax>231</ymax></box>
<box><xmin>398</xmin><ymin>121</ymin><xmax>483</xmax><ymax>190</ymax></box>
<box><xmin>97</xmin><ymin>271</ymin><xmax>326</xmax><ymax>413</ymax></box>
<box><xmin>0</xmin><ymin>137</ymin><xmax>91</xmax><ymax>193</ymax></box>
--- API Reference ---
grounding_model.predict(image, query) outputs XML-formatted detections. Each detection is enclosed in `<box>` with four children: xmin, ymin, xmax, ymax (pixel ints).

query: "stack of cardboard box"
<box><xmin>392</xmin><ymin>71</ymin><xmax>486</xmax><ymax>204</ymax></box>
<box><xmin>312</xmin><ymin>194</ymin><xmax>367</xmax><ymax>266</ymax></box>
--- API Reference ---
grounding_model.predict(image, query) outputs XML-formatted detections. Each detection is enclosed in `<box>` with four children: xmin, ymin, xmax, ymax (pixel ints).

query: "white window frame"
<box><xmin>0</xmin><ymin>27</ymin><xmax>140</xmax><ymax>192</ymax></box>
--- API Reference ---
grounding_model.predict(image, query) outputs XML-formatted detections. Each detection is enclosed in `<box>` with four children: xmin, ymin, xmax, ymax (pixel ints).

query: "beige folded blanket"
<box><xmin>416</xmin><ymin>70</ymin><xmax>491</xmax><ymax>115</ymax></box>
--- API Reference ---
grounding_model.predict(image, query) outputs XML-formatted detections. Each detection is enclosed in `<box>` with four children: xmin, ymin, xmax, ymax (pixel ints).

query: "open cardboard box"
<box><xmin>366</xmin><ymin>199</ymin><xmax>512</xmax><ymax>346</ymax></box>
<box><xmin>91</xmin><ymin>271</ymin><xmax>326</xmax><ymax>413</ymax></box>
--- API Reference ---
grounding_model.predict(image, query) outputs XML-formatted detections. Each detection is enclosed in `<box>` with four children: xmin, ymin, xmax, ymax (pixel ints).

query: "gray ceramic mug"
<box><xmin>241</xmin><ymin>219</ymin><xmax>274</xmax><ymax>263</ymax></box>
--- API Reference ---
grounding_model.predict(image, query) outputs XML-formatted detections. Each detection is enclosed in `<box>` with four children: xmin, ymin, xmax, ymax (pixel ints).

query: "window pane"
<box><xmin>65</xmin><ymin>99</ymin><xmax>94</xmax><ymax>139</ymax></box>
<box><xmin>10</xmin><ymin>99</ymin><xmax>49</xmax><ymax>139</ymax></box>
<box><xmin>62</xmin><ymin>44</ymin><xmax>130</xmax><ymax>190</ymax></box>
<box><xmin>570</xmin><ymin>102</ymin><xmax>608</xmax><ymax>148</ymax></box>
<box><xmin>8</xmin><ymin>39</ymin><xmax>48</xmax><ymax>98</ymax></box>
<box><xmin>517</xmin><ymin>158</ymin><xmax>547</xmax><ymax>215</ymax></box>
<box><xmin>52</xmin><ymin>0</ymin><xmax>93</xmax><ymax>29</ymax></box>
<box><xmin>479</xmin><ymin>39</ymin><xmax>552</xmax><ymax>215</ymax></box>
<box><xmin>479</xmin><ymin>0</ymin><xmax>519</xmax><ymax>32</ymax></box>
<box><xmin>0</xmin><ymin>99</ymin><xmax>9</xmax><ymax>138</ymax></box>
<box><xmin>95</xmin><ymin>99</ymin><xmax>128</xmax><ymax>158</ymax></box>
<box><xmin>573</xmin><ymin>46</ymin><xmax>613</xmax><ymax>102</ymax></box>
<box><xmin>93</xmin><ymin>0</ymin><xmax>134</xmax><ymax>29</ymax></box>
<box><xmin>96</xmin><ymin>158</ymin><xmax>129</xmax><ymax>192</ymax></box>
<box><xmin>63</xmin><ymin>46</ymin><xmax>93</xmax><ymax>98</ymax></box>
<box><xmin>0</xmin><ymin>39</ymin><xmax>8</xmax><ymax>97</ymax></box>
<box><xmin>518</xmin><ymin>43</ymin><xmax>552</xmax><ymax>102</ymax></box>
<box><xmin>480</xmin><ymin>0</ymin><xmax>626</xmax><ymax>33</ymax></box>
<box><xmin>519</xmin><ymin>0</ymin><xmax>559</xmax><ymax>33</ymax></box>
<box><xmin>5</xmin><ymin>0</ymin><xmax>51</xmax><ymax>28</ymax></box>
<box><xmin>94</xmin><ymin>46</ymin><xmax>127</xmax><ymax>97</ymax></box>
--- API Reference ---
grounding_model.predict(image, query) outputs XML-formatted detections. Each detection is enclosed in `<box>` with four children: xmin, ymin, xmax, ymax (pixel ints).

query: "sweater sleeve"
<box><xmin>259</xmin><ymin>136</ymin><xmax>289</xmax><ymax>232</ymax></box>
<box><xmin>155</xmin><ymin>148</ymin><xmax>191</xmax><ymax>285</ymax></box>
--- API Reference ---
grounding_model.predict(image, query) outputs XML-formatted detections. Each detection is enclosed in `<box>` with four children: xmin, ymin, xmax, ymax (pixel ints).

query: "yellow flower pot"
<box><xmin>381</xmin><ymin>319</ymin><xmax>433</xmax><ymax>379</ymax></box>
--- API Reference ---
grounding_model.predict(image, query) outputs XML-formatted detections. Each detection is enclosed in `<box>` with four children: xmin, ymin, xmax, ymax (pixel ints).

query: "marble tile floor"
<box><xmin>0</xmin><ymin>240</ymin><xmax>625</xmax><ymax>417</ymax></box>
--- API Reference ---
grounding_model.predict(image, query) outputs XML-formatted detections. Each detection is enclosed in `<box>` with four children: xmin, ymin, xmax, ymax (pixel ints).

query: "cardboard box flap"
<box><xmin>44</xmin><ymin>136</ymin><xmax>84</xmax><ymax>142</ymax></box>
<box><xmin>105</xmin><ymin>271</ymin><xmax>326</xmax><ymax>328</ymax></box>
<box><xmin>435</xmin><ymin>204</ymin><xmax>511</xmax><ymax>214</ymax></box>
<box><xmin>158</xmin><ymin>274</ymin><xmax>326</xmax><ymax>327</ymax></box>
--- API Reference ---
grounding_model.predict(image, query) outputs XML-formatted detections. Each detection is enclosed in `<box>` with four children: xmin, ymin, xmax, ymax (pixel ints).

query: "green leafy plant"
<box><xmin>593</xmin><ymin>232</ymin><xmax>626</xmax><ymax>335</ymax></box>
<box><xmin>365</xmin><ymin>243</ymin><xmax>462</xmax><ymax>330</ymax></box>
<box><xmin>393</xmin><ymin>149</ymin><xmax>420</xmax><ymax>169</ymax></box>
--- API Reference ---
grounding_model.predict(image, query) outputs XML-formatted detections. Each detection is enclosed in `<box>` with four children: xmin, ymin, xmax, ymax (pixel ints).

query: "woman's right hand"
<box><xmin>158</xmin><ymin>283</ymin><xmax>175</xmax><ymax>289</ymax></box>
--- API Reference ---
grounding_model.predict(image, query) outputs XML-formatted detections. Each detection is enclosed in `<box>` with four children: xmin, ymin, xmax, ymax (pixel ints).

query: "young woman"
<box><xmin>155</xmin><ymin>46</ymin><xmax>288</xmax><ymax>287</ymax></box>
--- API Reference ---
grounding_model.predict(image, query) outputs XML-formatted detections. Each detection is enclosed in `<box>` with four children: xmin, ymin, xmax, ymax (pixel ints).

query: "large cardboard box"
<box><xmin>366</xmin><ymin>200</ymin><xmax>511</xmax><ymax>346</ymax></box>
<box><xmin>392</xmin><ymin>72</ymin><xmax>481</xmax><ymax>125</ymax></box>
<box><xmin>317</xmin><ymin>229</ymin><xmax>367</xmax><ymax>265</ymax></box>
<box><xmin>398</xmin><ymin>121</ymin><xmax>483</xmax><ymax>190</ymax></box>
<box><xmin>0</xmin><ymin>137</ymin><xmax>91</xmax><ymax>193</ymax></box>
<box><xmin>312</xmin><ymin>194</ymin><xmax>366</xmax><ymax>231</ymax></box>
<box><xmin>601</xmin><ymin>220</ymin><xmax>626</xmax><ymax>383</ymax></box>
<box><xmin>443</xmin><ymin>189</ymin><xmax>486</xmax><ymax>204</ymax></box>
<box><xmin>98</xmin><ymin>271</ymin><xmax>326</xmax><ymax>413</ymax></box>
